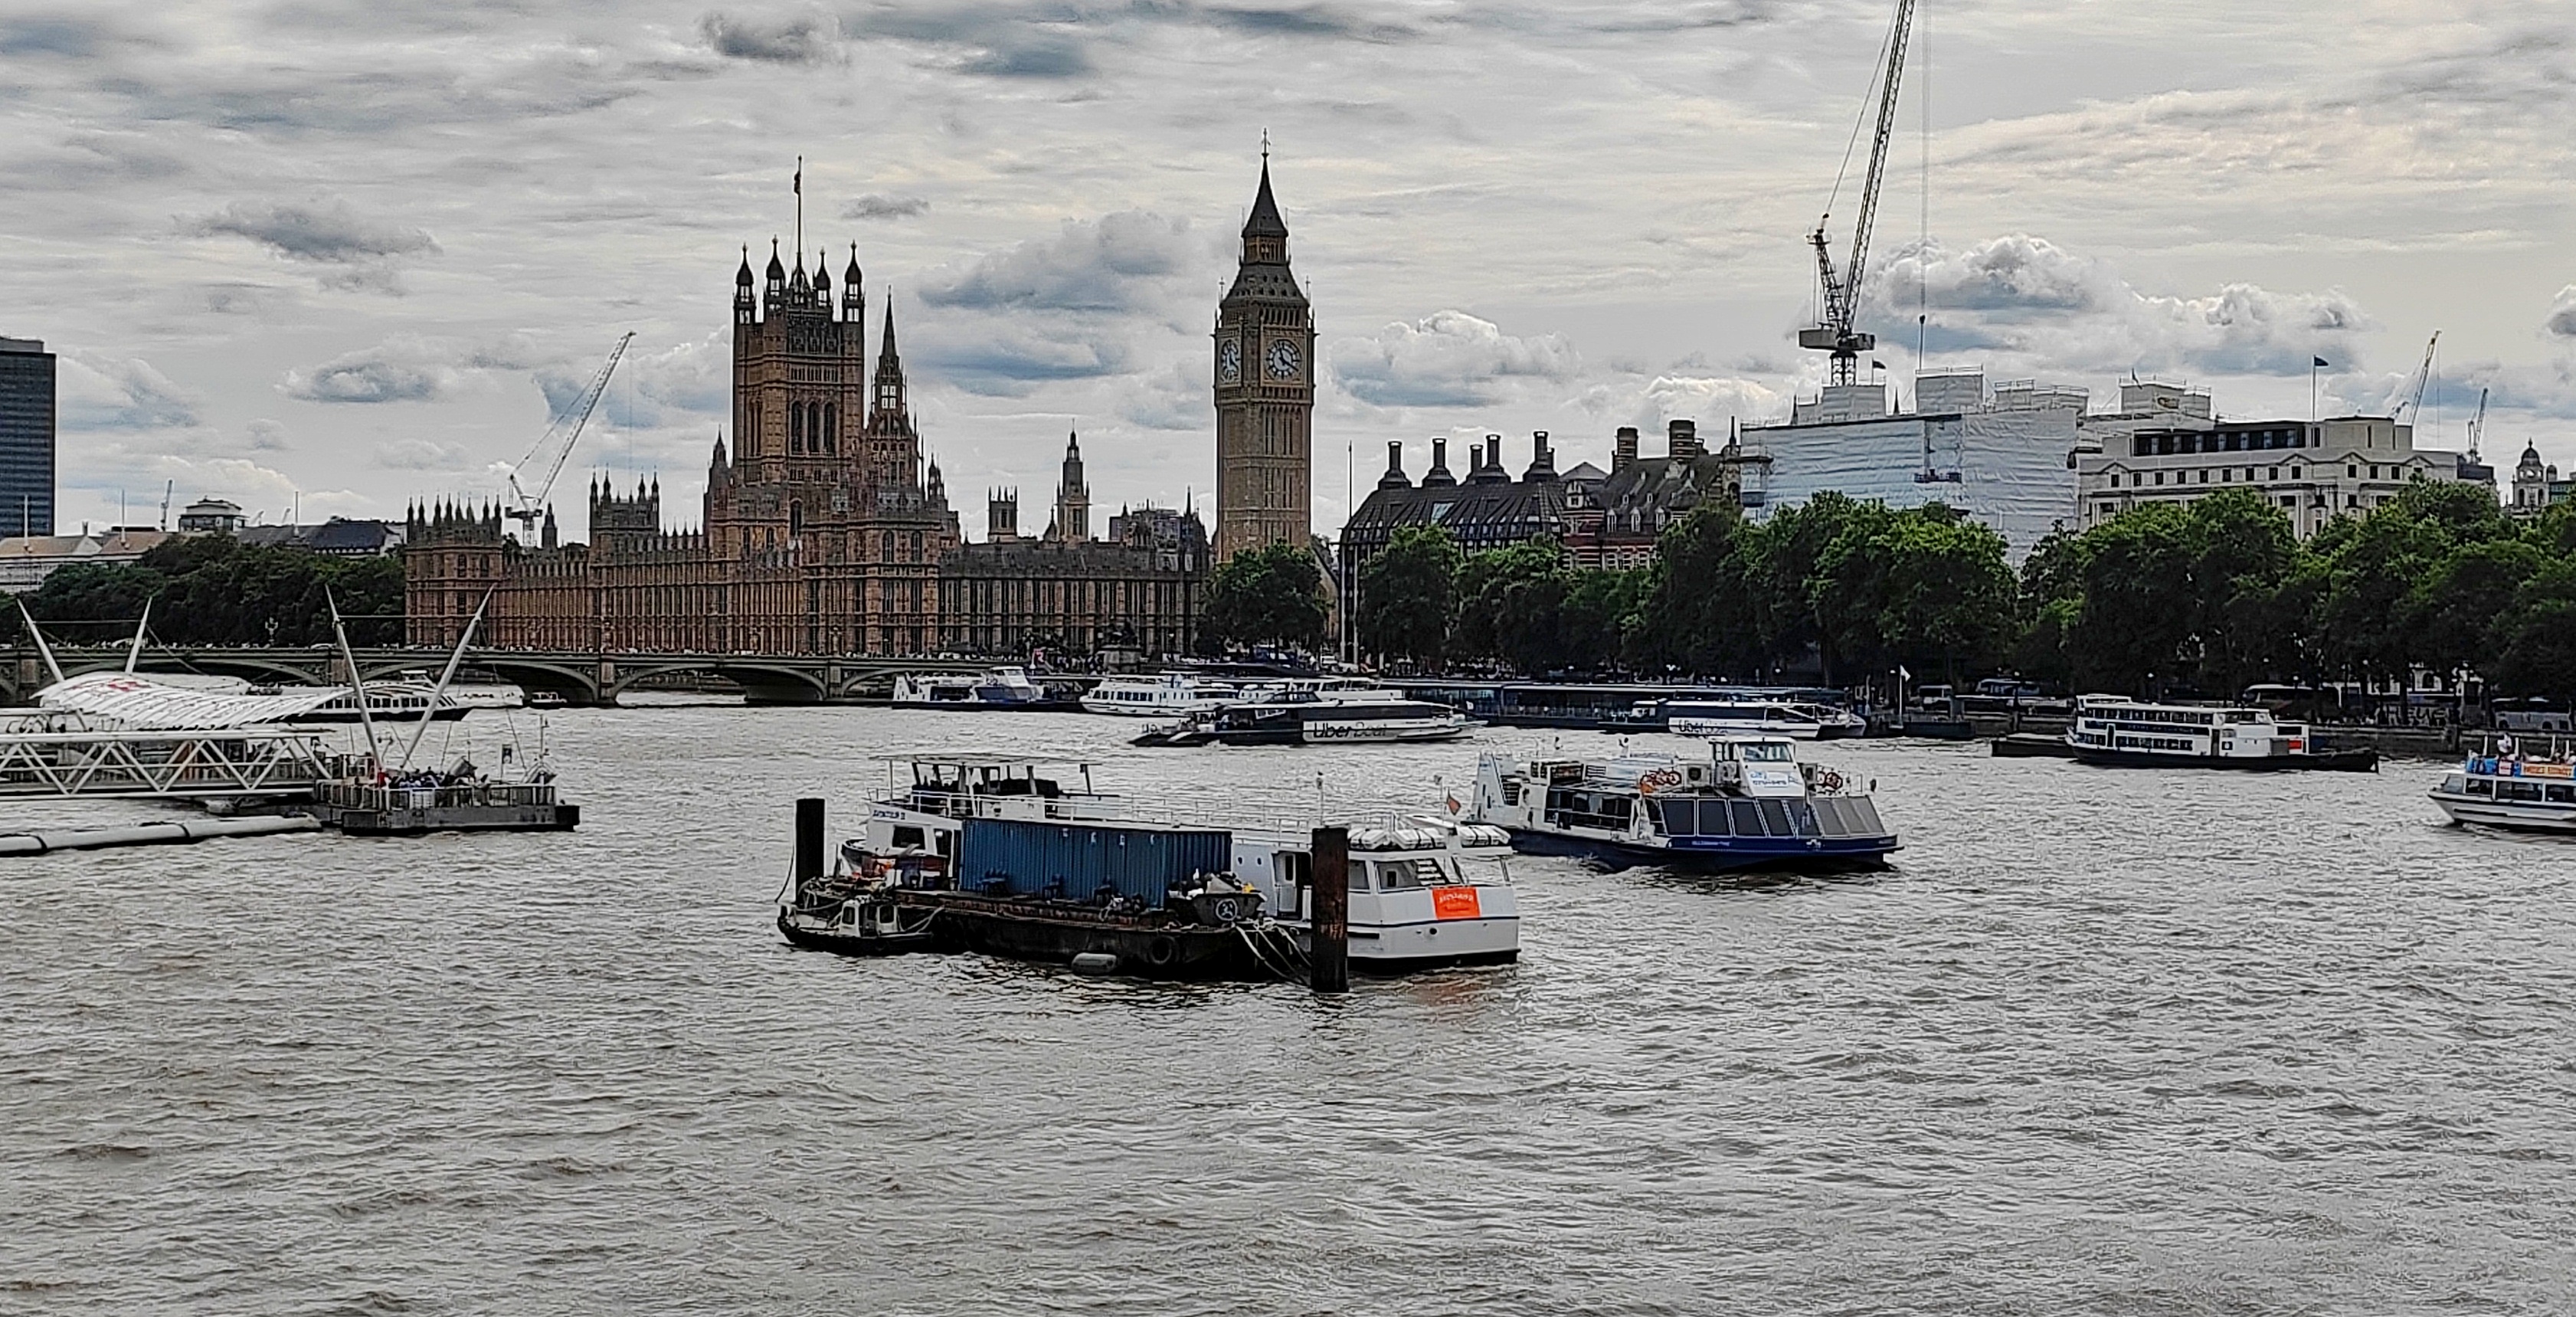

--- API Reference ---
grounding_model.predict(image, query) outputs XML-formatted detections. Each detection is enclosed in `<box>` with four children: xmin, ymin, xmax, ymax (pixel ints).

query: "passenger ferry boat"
<box><xmin>2064</xmin><ymin>696</ymin><xmax>2378</xmax><ymax>772</ymax></box>
<box><xmin>1646</xmin><ymin>697</ymin><xmax>1865</xmax><ymax>740</ymax></box>
<box><xmin>890</xmin><ymin>666</ymin><xmax>1056</xmax><ymax>708</ymax></box>
<box><xmin>1209</xmin><ymin>690</ymin><xmax>1472</xmax><ymax>745</ymax></box>
<box><xmin>2430</xmin><ymin>739</ymin><xmax>2576</xmax><ymax>834</ymax></box>
<box><xmin>1079</xmin><ymin>673</ymin><xmax>1241</xmax><ymax>717</ymax></box>
<box><xmin>776</xmin><ymin>757</ymin><xmax>1517</xmax><ymax>975</ymax></box>
<box><xmin>1467</xmin><ymin>736</ymin><xmax>1898</xmax><ymax>870</ymax></box>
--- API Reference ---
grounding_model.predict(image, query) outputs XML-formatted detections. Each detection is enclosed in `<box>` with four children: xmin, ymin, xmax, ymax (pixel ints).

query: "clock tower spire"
<box><xmin>1213</xmin><ymin>148</ymin><xmax>1314</xmax><ymax>561</ymax></box>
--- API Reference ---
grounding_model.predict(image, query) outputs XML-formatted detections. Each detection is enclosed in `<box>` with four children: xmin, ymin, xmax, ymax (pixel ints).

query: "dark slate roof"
<box><xmin>1590</xmin><ymin>455</ymin><xmax>1739</xmax><ymax>532</ymax></box>
<box><xmin>1243</xmin><ymin>161</ymin><xmax>1288</xmax><ymax>238</ymax></box>
<box><xmin>1343</xmin><ymin>475</ymin><xmax>1566</xmax><ymax>548</ymax></box>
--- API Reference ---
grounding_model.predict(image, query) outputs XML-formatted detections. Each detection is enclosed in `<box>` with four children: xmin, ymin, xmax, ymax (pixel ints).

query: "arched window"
<box><xmin>790</xmin><ymin>500</ymin><xmax>804</xmax><ymax>534</ymax></box>
<box><xmin>822</xmin><ymin>403</ymin><xmax>836</xmax><ymax>454</ymax></box>
<box><xmin>789</xmin><ymin>401</ymin><xmax>805</xmax><ymax>454</ymax></box>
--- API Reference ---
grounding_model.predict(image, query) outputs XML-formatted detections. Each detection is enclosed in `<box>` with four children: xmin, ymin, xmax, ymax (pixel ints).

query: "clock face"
<box><xmin>1265</xmin><ymin>339</ymin><xmax>1301</xmax><ymax>380</ymax></box>
<box><xmin>1217</xmin><ymin>339</ymin><xmax>1242</xmax><ymax>384</ymax></box>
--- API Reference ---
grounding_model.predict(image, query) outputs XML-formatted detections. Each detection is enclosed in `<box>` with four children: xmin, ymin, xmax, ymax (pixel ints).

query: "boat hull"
<box><xmin>1501</xmin><ymin>825</ymin><xmax>1897</xmax><ymax>872</ymax></box>
<box><xmin>2430</xmin><ymin>794</ymin><xmax>2576</xmax><ymax>834</ymax></box>
<box><xmin>2069</xmin><ymin>745</ymin><xmax>2379</xmax><ymax>772</ymax></box>
<box><xmin>776</xmin><ymin>911</ymin><xmax>945</xmax><ymax>957</ymax></box>
<box><xmin>902</xmin><ymin>891</ymin><xmax>1277</xmax><ymax>981</ymax></box>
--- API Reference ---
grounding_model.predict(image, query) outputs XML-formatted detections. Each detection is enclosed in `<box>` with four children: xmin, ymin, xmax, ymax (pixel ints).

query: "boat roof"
<box><xmin>871</xmin><ymin>753</ymin><xmax>1100</xmax><ymax>768</ymax></box>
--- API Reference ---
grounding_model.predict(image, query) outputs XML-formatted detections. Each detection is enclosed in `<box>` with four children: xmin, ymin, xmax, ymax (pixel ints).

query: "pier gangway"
<box><xmin>0</xmin><ymin>715</ymin><xmax>344</xmax><ymax>800</ymax></box>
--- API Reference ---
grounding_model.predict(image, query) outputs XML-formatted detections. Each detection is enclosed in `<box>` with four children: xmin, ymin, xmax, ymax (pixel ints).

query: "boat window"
<box><xmin>2502</xmin><ymin>782</ymin><xmax>2544</xmax><ymax>802</ymax></box>
<box><xmin>1787</xmin><ymin>800</ymin><xmax>1822</xmax><ymax>837</ymax></box>
<box><xmin>1376</xmin><ymin>860</ymin><xmax>1423</xmax><ymax>889</ymax></box>
<box><xmin>1845</xmin><ymin>798</ymin><xmax>1886</xmax><ymax>837</ymax></box>
<box><xmin>2548</xmin><ymin>785</ymin><xmax>2575</xmax><ymax>804</ymax></box>
<box><xmin>891</xmin><ymin>825</ymin><xmax>925</xmax><ymax>849</ymax></box>
<box><xmin>2465</xmin><ymin>779</ymin><xmax>2492</xmax><ymax>796</ymax></box>
<box><xmin>1730</xmin><ymin>800</ymin><xmax>1764</xmax><ymax>837</ymax></box>
<box><xmin>1346</xmin><ymin>860</ymin><xmax>1371</xmax><ymax>891</ymax></box>
<box><xmin>1812</xmin><ymin>798</ymin><xmax>1849</xmax><ymax>837</ymax></box>
<box><xmin>1740</xmin><ymin>742</ymin><xmax>1794</xmax><ymax>762</ymax></box>
<box><xmin>1756</xmin><ymin>799</ymin><xmax>1792</xmax><ymax>837</ymax></box>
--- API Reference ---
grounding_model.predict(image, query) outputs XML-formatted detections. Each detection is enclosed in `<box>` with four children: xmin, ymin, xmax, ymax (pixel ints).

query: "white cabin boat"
<box><xmin>891</xmin><ymin>666</ymin><xmax>1052</xmax><ymax>708</ymax></box>
<box><xmin>1468</xmin><ymin>736</ymin><xmax>1897</xmax><ymax>870</ymax></box>
<box><xmin>2430</xmin><ymin>742</ymin><xmax>2576</xmax><ymax>834</ymax></box>
<box><xmin>1209</xmin><ymin>691</ymin><xmax>1473</xmax><ymax>745</ymax></box>
<box><xmin>1235</xmin><ymin>819</ymin><xmax>1519</xmax><ymax>970</ymax></box>
<box><xmin>1081</xmin><ymin>673</ymin><xmax>1240</xmax><ymax>717</ymax></box>
<box><xmin>1653</xmin><ymin>697</ymin><xmax>1864</xmax><ymax>740</ymax></box>
<box><xmin>2065</xmin><ymin>696</ymin><xmax>2378</xmax><ymax>772</ymax></box>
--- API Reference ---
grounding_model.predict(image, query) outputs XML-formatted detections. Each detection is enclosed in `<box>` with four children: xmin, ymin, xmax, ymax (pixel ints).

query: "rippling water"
<box><xmin>5</xmin><ymin>705</ymin><xmax>2574</xmax><ymax>1315</ymax></box>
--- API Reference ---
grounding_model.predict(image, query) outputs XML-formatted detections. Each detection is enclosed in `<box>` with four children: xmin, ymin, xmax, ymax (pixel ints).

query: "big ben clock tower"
<box><xmin>1213</xmin><ymin>151</ymin><xmax>1315</xmax><ymax>560</ymax></box>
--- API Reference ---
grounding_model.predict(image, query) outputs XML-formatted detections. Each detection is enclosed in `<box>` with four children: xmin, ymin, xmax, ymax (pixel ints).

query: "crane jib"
<box><xmin>1805</xmin><ymin>0</ymin><xmax>1914</xmax><ymax>386</ymax></box>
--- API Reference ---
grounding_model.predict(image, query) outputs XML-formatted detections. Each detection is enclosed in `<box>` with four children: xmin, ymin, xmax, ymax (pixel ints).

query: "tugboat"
<box><xmin>2064</xmin><ymin>696</ymin><xmax>2378</xmax><ymax>772</ymax></box>
<box><xmin>2430</xmin><ymin>736</ymin><xmax>2576</xmax><ymax>834</ymax></box>
<box><xmin>1467</xmin><ymin>736</ymin><xmax>1897</xmax><ymax>870</ymax></box>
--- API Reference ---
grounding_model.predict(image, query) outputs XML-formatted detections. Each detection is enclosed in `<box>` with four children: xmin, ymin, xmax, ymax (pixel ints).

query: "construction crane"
<box><xmin>2394</xmin><ymin>329</ymin><xmax>2440</xmax><ymax>423</ymax></box>
<box><xmin>506</xmin><ymin>333</ymin><xmax>633</xmax><ymax>540</ymax></box>
<box><xmin>1800</xmin><ymin>0</ymin><xmax>1917</xmax><ymax>388</ymax></box>
<box><xmin>2466</xmin><ymin>385</ymin><xmax>2489</xmax><ymax>458</ymax></box>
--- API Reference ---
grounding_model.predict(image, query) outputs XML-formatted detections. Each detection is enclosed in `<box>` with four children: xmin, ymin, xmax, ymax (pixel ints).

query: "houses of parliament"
<box><xmin>405</xmin><ymin>159</ymin><xmax>1312</xmax><ymax>658</ymax></box>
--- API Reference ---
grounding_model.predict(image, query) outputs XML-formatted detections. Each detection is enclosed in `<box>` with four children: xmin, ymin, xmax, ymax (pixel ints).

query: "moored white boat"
<box><xmin>1235</xmin><ymin>817</ymin><xmax>1519</xmax><ymax>971</ymax></box>
<box><xmin>1209</xmin><ymin>690</ymin><xmax>1473</xmax><ymax>745</ymax></box>
<box><xmin>1652</xmin><ymin>697</ymin><xmax>1864</xmax><ymax>740</ymax></box>
<box><xmin>2430</xmin><ymin>741</ymin><xmax>2576</xmax><ymax>834</ymax></box>
<box><xmin>2065</xmin><ymin>696</ymin><xmax>2378</xmax><ymax>772</ymax></box>
<box><xmin>1468</xmin><ymin>735</ymin><xmax>1897</xmax><ymax>870</ymax></box>
<box><xmin>891</xmin><ymin>666</ymin><xmax>1053</xmax><ymax>708</ymax></box>
<box><xmin>1081</xmin><ymin>673</ymin><xmax>1241</xmax><ymax>717</ymax></box>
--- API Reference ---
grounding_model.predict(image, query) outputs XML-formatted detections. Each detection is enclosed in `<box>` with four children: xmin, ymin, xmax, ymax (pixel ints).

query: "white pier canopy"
<box><xmin>36</xmin><ymin>671</ymin><xmax>346</xmax><ymax>732</ymax></box>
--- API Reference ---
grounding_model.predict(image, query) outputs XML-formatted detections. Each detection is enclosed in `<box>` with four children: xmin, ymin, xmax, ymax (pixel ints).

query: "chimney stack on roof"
<box><xmin>1668</xmin><ymin>419</ymin><xmax>1704</xmax><ymax>460</ymax></box>
<box><xmin>1613</xmin><ymin>426</ymin><xmax>1640</xmax><ymax>473</ymax></box>
<box><xmin>1378</xmin><ymin>440</ymin><xmax>1411</xmax><ymax>490</ymax></box>
<box><xmin>1522</xmin><ymin>431</ymin><xmax>1557</xmax><ymax>483</ymax></box>
<box><xmin>1422</xmin><ymin>437</ymin><xmax>1456</xmax><ymax>488</ymax></box>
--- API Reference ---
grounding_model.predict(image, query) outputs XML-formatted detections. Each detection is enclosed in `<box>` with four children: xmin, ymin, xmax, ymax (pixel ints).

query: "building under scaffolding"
<box><xmin>1740</xmin><ymin>370</ymin><xmax>2090</xmax><ymax>561</ymax></box>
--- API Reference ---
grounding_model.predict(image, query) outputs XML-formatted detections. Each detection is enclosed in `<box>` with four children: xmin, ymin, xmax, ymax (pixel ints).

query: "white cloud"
<box><xmin>2548</xmin><ymin>286</ymin><xmax>2576</xmax><ymax>339</ymax></box>
<box><xmin>1866</xmin><ymin>235</ymin><xmax>2373</xmax><ymax>378</ymax></box>
<box><xmin>699</xmin><ymin>9</ymin><xmax>841</xmax><ymax>64</ymax></box>
<box><xmin>375</xmin><ymin>438</ymin><xmax>476</xmax><ymax>470</ymax></box>
<box><xmin>58</xmin><ymin>352</ymin><xmax>203</xmax><ymax>431</ymax></box>
<box><xmin>280</xmin><ymin>334</ymin><xmax>545</xmax><ymax>405</ymax></box>
<box><xmin>919</xmin><ymin>211</ymin><xmax>1203</xmax><ymax>314</ymax></box>
<box><xmin>1328</xmin><ymin>310</ymin><xmax>1580</xmax><ymax>408</ymax></box>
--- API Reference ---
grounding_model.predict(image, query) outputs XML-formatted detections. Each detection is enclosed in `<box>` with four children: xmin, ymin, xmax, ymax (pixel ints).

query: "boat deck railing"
<box><xmin>316</xmin><ymin>780</ymin><xmax>559</xmax><ymax>810</ymax></box>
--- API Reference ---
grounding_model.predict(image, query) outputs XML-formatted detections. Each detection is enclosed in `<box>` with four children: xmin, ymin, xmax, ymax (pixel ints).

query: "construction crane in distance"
<box><xmin>506</xmin><ymin>332</ymin><xmax>634</xmax><ymax>541</ymax></box>
<box><xmin>1801</xmin><ymin>0</ymin><xmax>1917</xmax><ymax>389</ymax></box>
<box><xmin>2394</xmin><ymin>329</ymin><xmax>2440</xmax><ymax>424</ymax></box>
<box><xmin>2466</xmin><ymin>385</ymin><xmax>2489</xmax><ymax>459</ymax></box>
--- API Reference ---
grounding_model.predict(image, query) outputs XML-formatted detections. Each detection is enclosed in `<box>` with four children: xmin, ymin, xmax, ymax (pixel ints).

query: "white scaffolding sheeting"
<box><xmin>1745</xmin><ymin>380</ymin><xmax>2083</xmax><ymax>562</ymax></box>
<box><xmin>37</xmin><ymin>671</ymin><xmax>348</xmax><ymax>731</ymax></box>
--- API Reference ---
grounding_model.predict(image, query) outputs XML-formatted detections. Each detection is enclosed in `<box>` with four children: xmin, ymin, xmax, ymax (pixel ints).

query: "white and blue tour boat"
<box><xmin>891</xmin><ymin>666</ymin><xmax>1054</xmax><ymax>709</ymax></box>
<box><xmin>1646</xmin><ymin>697</ymin><xmax>1865</xmax><ymax>740</ymax></box>
<box><xmin>1467</xmin><ymin>736</ymin><xmax>1898</xmax><ymax>870</ymax></box>
<box><xmin>2430</xmin><ymin>739</ymin><xmax>2576</xmax><ymax>834</ymax></box>
<box><xmin>1080</xmin><ymin>673</ymin><xmax>1242</xmax><ymax>717</ymax></box>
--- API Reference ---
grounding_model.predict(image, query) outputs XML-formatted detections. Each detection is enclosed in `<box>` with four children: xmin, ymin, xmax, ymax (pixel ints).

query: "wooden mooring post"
<box><xmin>1309</xmin><ymin>824</ymin><xmax>1349</xmax><ymax>994</ymax></box>
<box><xmin>794</xmin><ymin>798</ymin><xmax>826</xmax><ymax>883</ymax></box>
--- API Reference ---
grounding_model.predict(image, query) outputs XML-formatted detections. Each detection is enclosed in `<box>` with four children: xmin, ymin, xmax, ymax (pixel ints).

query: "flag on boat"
<box><xmin>2313</xmin><ymin>355</ymin><xmax>2329</xmax><ymax>368</ymax></box>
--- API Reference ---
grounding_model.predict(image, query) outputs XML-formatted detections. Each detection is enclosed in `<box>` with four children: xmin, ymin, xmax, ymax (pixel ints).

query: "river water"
<box><xmin>5</xmin><ymin>705</ymin><xmax>2573</xmax><ymax>1315</ymax></box>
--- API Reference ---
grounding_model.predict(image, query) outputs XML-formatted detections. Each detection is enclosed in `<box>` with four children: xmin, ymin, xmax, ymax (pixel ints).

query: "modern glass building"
<box><xmin>0</xmin><ymin>337</ymin><xmax>55</xmax><ymax>536</ymax></box>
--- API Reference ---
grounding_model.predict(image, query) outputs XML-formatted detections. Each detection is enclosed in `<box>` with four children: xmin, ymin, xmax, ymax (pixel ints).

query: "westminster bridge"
<box><xmin>1</xmin><ymin>646</ymin><xmax>1010</xmax><ymax>706</ymax></box>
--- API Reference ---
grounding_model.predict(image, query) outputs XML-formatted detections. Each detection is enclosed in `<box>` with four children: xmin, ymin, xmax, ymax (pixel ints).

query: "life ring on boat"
<box><xmin>1144</xmin><ymin>936</ymin><xmax>1180</xmax><ymax>969</ymax></box>
<box><xmin>1213</xmin><ymin>897</ymin><xmax>1241</xmax><ymax>923</ymax></box>
<box><xmin>1639</xmin><ymin>768</ymin><xmax>1683</xmax><ymax>793</ymax></box>
<box><xmin>1818</xmin><ymin>771</ymin><xmax>1843</xmax><ymax>791</ymax></box>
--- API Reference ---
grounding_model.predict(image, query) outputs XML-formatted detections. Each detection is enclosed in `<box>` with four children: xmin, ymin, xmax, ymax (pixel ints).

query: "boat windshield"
<box><xmin>1736</xmin><ymin>742</ymin><xmax>1795</xmax><ymax>762</ymax></box>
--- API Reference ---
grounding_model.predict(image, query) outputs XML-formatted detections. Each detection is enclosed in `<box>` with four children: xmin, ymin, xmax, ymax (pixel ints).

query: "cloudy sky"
<box><xmin>5</xmin><ymin>0</ymin><xmax>2571</xmax><ymax>540</ymax></box>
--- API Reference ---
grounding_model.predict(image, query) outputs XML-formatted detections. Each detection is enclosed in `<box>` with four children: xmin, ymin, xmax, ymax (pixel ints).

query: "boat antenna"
<box><xmin>17</xmin><ymin>600</ymin><xmax>64</xmax><ymax>686</ymax></box>
<box><xmin>326</xmin><ymin>585</ymin><xmax>384</xmax><ymax>772</ymax></box>
<box><xmin>123</xmin><ymin>597</ymin><xmax>153</xmax><ymax>673</ymax></box>
<box><xmin>400</xmin><ymin>584</ymin><xmax>496</xmax><ymax>771</ymax></box>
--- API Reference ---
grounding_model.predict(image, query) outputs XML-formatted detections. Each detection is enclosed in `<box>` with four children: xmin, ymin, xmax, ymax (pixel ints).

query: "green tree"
<box><xmin>2492</xmin><ymin>562</ymin><xmax>2576</xmax><ymax>705</ymax></box>
<box><xmin>1355</xmin><ymin>526</ymin><xmax>1461</xmax><ymax>668</ymax></box>
<box><xmin>1202</xmin><ymin>542</ymin><xmax>1329</xmax><ymax>652</ymax></box>
<box><xmin>14</xmin><ymin>536</ymin><xmax>406</xmax><ymax>647</ymax></box>
<box><xmin>1627</xmin><ymin>505</ymin><xmax>1757</xmax><ymax>677</ymax></box>
<box><xmin>1451</xmin><ymin>540</ymin><xmax>1563</xmax><ymax>668</ymax></box>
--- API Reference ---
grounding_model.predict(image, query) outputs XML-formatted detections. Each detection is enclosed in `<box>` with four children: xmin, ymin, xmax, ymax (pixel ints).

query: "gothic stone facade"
<box><xmin>404</xmin><ymin>240</ymin><xmax>961</xmax><ymax>653</ymax></box>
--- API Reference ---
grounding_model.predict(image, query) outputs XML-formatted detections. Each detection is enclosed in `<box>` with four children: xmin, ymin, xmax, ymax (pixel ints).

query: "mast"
<box><xmin>326</xmin><ymin>587</ymin><xmax>383</xmax><ymax>772</ymax></box>
<box><xmin>398</xmin><ymin>585</ymin><xmax>495</xmax><ymax>771</ymax></box>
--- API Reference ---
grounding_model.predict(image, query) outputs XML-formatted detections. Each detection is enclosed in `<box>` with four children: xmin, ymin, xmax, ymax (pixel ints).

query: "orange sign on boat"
<box><xmin>1432</xmin><ymin>886</ymin><xmax>1481</xmax><ymax>920</ymax></box>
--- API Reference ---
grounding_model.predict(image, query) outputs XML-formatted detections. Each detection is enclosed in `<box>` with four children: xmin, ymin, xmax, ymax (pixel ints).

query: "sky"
<box><xmin>4</xmin><ymin>0</ymin><xmax>2572</xmax><ymax>541</ymax></box>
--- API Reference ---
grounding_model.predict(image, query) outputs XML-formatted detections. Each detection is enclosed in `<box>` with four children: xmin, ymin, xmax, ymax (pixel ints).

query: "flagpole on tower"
<box><xmin>2311</xmin><ymin>355</ymin><xmax>2324</xmax><ymax>423</ymax></box>
<box><xmin>794</xmin><ymin>156</ymin><xmax>804</xmax><ymax>260</ymax></box>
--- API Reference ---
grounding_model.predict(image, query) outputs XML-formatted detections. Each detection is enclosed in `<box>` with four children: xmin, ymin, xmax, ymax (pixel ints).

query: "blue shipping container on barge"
<box><xmin>955</xmin><ymin>817</ymin><xmax>1234</xmax><ymax>904</ymax></box>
